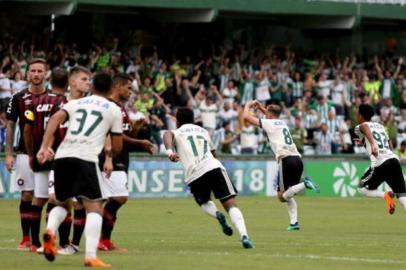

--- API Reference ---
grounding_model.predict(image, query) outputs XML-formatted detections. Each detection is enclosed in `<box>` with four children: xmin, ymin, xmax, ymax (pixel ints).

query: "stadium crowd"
<box><xmin>1</xmin><ymin>36</ymin><xmax>406</xmax><ymax>158</ymax></box>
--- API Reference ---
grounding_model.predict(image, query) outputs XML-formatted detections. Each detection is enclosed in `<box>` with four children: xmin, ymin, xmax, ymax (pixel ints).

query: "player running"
<box><xmin>355</xmin><ymin>104</ymin><xmax>406</xmax><ymax>214</ymax></box>
<box><xmin>243</xmin><ymin>100</ymin><xmax>320</xmax><ymax>231</ymax></box>
<box><xmin>37</xmin><ymin>72</ymin><xmax>123</xmax><ymax>268</ymax></box>
<box><xmin>163</xmin><ymin>107</ymin><xmax>253</xmax><ymax>249</ymax></box>
<box><xmin>98</xmin><ymin>74</ymin><xmax>154</xmax><ymax>252</ymax></box>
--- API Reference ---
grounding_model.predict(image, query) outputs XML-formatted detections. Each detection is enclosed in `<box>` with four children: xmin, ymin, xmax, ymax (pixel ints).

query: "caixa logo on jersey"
<box><xmin>36</xmin><ymin>104</ymin><xmax>54</xmax><ymax>112</ymax></box>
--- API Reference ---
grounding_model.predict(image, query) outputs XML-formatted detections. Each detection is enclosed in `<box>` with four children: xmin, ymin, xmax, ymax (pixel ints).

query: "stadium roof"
<box><xmin>2</xmin><ymin>0</ymin><xmax>406</xmax><ymax>26</ymax></box>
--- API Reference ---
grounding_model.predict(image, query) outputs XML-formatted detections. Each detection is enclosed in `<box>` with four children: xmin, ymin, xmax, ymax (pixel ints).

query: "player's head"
<box><xmin>27</xmin><ymin>58</ymin><xmax>46</xmax><ymax>87</ymax></box>
<box><xmin>50</xmin><ymin>67</ymin><xmax>68</xmax><ymax>91</ymax></box>
<box><xmin>112</xmin><ymin>73</ymin><xmax>132</xmax><ymax>102</ymax></box>
<box><xmin>357</xmin><ymin>104</ymin><xmax>375</xmax><ymax>123</ymax></box>
<box><xmin>92</xmin><ymin>72</ymin><xmax>112</xmax><ymax>96</ymax></box>
<box><xmin>176</xmin><ymin>107</ymin><xmax>194</xmax><ymax>127</ymax></box>
<box><xmin>69</xmin><ymin>66</ymin><xmax>91</xmax><ymax>96</ymax></box>
<box><xmin>266</xmin><ymin>104</ymin><xmax>282</xmax><ymax>119</ymax></box>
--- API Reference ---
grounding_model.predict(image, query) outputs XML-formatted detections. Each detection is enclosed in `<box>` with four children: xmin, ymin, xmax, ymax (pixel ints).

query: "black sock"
<box><xmin>101</xmin><ymin>200</ymin><xmax>123</xmax><ymax>240</ymax></box>
<box><xmin>46</xmin><ymin>203</ymin><xmax>56</xmax><ymax>223</ymax></box>
<box><xmin>72</xmin><ymin>209</ymin><xmax>86</xmax><ymax>246</ymax></box>
<box><xmin>19</xmin><ymin>200</ymin><xmax>32</xmax><ymax>237</ymax></box>
<box><xmin>58</xmin><ymin>213</ymin><xmax>72</xmax><ymax>247</ymax></box>
<box><xmin>30</xmin><ymin>205</ymin><xmax>43</xmax><ymax>247</ymax></box>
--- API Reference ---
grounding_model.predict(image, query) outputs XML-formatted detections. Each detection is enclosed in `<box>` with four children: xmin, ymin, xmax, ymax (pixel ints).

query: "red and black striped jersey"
<box><xmin>25</xmin><ymin>92</ymin><xmax>67</xmax><ymax>171</ymax></box>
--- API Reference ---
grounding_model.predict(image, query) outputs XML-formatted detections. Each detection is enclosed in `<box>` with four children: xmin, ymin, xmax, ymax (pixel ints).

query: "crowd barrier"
<box><xmin>0</xmin><ymin>154</ymin><xmax>403</xmax><ymax>198</ymax></box>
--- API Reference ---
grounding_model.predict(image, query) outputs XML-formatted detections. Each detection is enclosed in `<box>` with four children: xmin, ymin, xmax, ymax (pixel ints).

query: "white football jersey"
<box><xmin>260</xmin><ymin>118</ymin><xmax>301</xmax><ymax>160</ymax></box>
<box><xmin>199</xmin><ymin>102</ymin><xmax>218</xmax><ymax>129</ymax></box>
<box><xmin>173</xmin><ymin>124</ymin><xmax>224</xmax><ymax>184</ymax></box>
<box><xmin>354</xmin><ymin>122</ymin><xmax>397</xmax><ymax>167</ymax></box>
<box><xmin>55</xmin><ymin>95</ymin><xmax>123</xmax><ymax>163</ymax></box>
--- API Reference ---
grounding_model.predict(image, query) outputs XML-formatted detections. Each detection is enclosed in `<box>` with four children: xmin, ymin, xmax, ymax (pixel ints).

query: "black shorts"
<box><xmin>276</xmin><ymin>155</ymin><xmax>304</xmax><ymax>192</ymax></box>
<box><xmin>360</xmin><ymin>158</ymin><xmax>406</xmax><ymax>194</ymax></box>
<box><xmin>189</xmin><ymin>168</ymin><xmax>237</xmax><ymax>205</ymax></box>
<box><xmin>0</xmin><ymin>97</ymin><xmax>10</xmax><ymax>112</ymax></box>
<box><xmin>53</xmin><ymin>157</ymin><xmax>105</xmax><ymax>202</ymax></box>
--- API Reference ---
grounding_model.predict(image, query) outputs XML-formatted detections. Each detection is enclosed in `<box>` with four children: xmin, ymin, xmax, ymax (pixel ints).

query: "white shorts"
<box><xmin>34</xmin><ymin>171</ymin><xmax>50</xmax><ymax>198</ymax></box>
<box><xmin>48</xmin><ymin>170</ymin><xmax>55</xmax><ymax>195</ymax></box>
<box><xmin>103</xmin><ymin>171</ymin><xmax>129</xmax><ymax>197</ymax></box>
<box><xmin>15</xmin><ymin>154</ymin><xmax>35</xmax><ymax>192</ymax></box>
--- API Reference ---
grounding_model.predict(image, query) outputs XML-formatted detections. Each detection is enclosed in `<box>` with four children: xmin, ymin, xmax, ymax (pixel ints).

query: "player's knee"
<box><xmin>277</xmin><ymin>192</ymin><xmax>286</xmax><ymax>203</ymax></box>
<box><xmin>113</xmin><ymin>197</ymin><xmax>128</xmax><ymax>205</ymax></box>
<box><xmin>21</xmin><ymin>191</ymin><xmax>33</xmax><ymax>201</ymax></box>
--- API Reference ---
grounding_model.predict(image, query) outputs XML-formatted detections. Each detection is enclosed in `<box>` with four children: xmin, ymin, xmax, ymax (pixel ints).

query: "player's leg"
<box><xmin>212</xmin><ymin>168</ymin><xmax>253</xmax><ymax>248</ymax></box>
<box><xmin>99</xmin><ymin>171</ymin><xmax>128</xmax><ymax>252</ymax></box>
<box><xmin>71</xmin><ymin>201</ymin><xmax>86</xmax><ymax>251</ymax></box>
<box><xmin>188</xmin><ymin>171</ymin><xmax>232</xmax><ymax>236</ymax></box>
<box><xmin>15</xmin><ymin>154</ymin><xmax>35</xmax><ymax>250</ymax></box>
<box><xmin>383</xmin><ymin>158</ymin><xmax>406</xmax><ymax>213</ymax></box>
<box><xmin>31</xmin><ymin>171</ymin><xmax>50</xmax><ymax>252</ymax></box>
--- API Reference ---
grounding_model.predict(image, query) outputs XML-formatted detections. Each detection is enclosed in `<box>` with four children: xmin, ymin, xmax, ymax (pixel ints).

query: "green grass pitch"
<box><xmin>0</xmin><ymin>197</ymin><xmax>405</xmax><ymax>270</ymax></box>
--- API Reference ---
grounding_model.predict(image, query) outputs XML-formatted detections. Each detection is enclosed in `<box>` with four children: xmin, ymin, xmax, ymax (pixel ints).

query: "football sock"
<box><xmin>85</xmin><ymin>212</ymin><xmax>102</xmax><ymax>259</ymax></box>
<box><xmin>46</xmin><ymin>202</ymin><xmax>56</xmax><ymax>223</ymax></box>
<box><xmin>47</xmin><ymin>206</ymin><xmax>68</xmax><ymax>235</ymax></box>
<box><xmin>72</xmin><ymin>208</ymin><xmax>86</xmax><ymax>246</ymax></box>
<box><xmin>283</xmin><ymin>183</ymin><xmax>305</xmax><ymax>201</ymax></box>
<box><xmin>398</xmin><ymin>196</ymin><xmax>406</xmax><ymax>211</ymax></box>
<box><xmin>58</xmin><ymin>213</ymin><xmax>72</xmax><ymax>247</ymax></box>
<box><xmin>31</xmin><ymin>205</ymin><xmax>44</xmax><ymax>247</ymax></box>
<box><xmin>286</xmin><ymin>198</ymin><xmax>298</xmax><ymax>224</ymax></box>
<box><xmin>101</xmin><ymin>200</ymin><xmax>123</xmax><ymax>240</ymax></box>
<box><xmin>201</xmin><ymin>201</ymin><xmax>218</xmax><ymax>218</ymax></box>
<box><xmin>359</xmin><ymin>188</ymin><xmax>384</xmax><ymax>198</ymax></box>
<box><xmin>19</xmin><ymin>200</ymin><xmax>32</xmax><ymax>237</ymax></box>
<box><xmin>228</xmin><ymin>207</ymin><xmax>248</xmax><ymax>238</ymax></box>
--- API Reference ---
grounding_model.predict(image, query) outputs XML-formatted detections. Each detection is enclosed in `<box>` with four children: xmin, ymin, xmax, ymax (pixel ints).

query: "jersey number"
<box><xmin>283</xmin><ymin>128</ymin><xmax>293</xmax><ymax>145</ymax></box>
<box><xmin>372</xmin><ymin>131</ymin><xmax>389</xmax><ymax>149</ymax></box>
<box><xmin>70</xmin><ymin>109</ymin><xmax>103</xmax><ymax>136</ymax></box>
<box><xmin>187</xmin><ymin>135</ymin><xmax>208</xmax><ymax>156</ymax></box>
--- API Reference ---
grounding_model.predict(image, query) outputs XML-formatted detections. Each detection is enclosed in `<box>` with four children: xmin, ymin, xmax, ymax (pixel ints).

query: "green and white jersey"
<box><xmin>354</xmin><ymin>122</ymin><xmax>397</xmax><ymax>167</ymax></box>
<box><xmin>199</xmin><ymin>101</ymin><xmax>218</xmax><ymax>129</ymax></box>
<box><xmin>259</xmin><ymin>119</ymin><xmax>301</xmax><ymax>161</ymax></box>
<box><xmin>56</xmin><ymin>95</ymin><xmax>123</xmax><ymax>163</ymax></box>
<box><xmin>240</xmin><ymin>125</ymin><xmax>258</xmax><ymax>149</ymax></box>
<box><xmin>173</xmin><ymin>124</ymin><xmax>224</xmax><ymax>184</ymax></box>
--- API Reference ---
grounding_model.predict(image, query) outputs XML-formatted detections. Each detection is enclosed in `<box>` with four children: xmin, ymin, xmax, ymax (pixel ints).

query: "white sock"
<box><xmin>359</xmin><ymin>188</ymin><xmax>384</xmax><ymax>198</ymax></box>
<box><xmin>201</xmin><ymin>201</ymin><xmax>218</xmax><ymax>218</ymax></box>
<box><xmin>398</xmin><ymin>196</ymin><xmax>406</xmax><ymax>211</ymax></box>
<box><xmin>47</xmin><ymin>206</ymin><xmax>67</xmax><ymax>235</ymax></box>
<box><xmin>283</xmin><ymin>183</ymin><xmax>305</xmax><ymax>201</ymax></box>
<box><xmin>84</xmin><ymin>212</ymin><xmax>102</xmax><ymax>259</ymax></box>
<box><xmin>286</xmin><ymin>198</ymin><xmax>298</xmax><ymax>225</ymax></box>
<box><xmin>228</xmin><ymin>207</ymin><xmax>248</xmax><ymax>239</ymax></box>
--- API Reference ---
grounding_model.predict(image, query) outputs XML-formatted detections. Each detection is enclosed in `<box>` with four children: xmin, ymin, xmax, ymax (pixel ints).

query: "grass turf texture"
<box><xmin>0</xmin><ymin>197</ymin><xmax>405</xmax><ymax>270</ymax></box>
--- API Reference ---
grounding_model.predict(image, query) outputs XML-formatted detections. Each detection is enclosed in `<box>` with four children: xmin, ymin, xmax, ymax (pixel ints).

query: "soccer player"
<box><xmin>23</xmin><ymin>67</ymin><xmax>69</xmax><ymax>253</ymax></box>
<box><xmin>5</xmin><ymin>58</ymin><xmax>46</xmax><ymax>250</ymax></box>
<box><xmin>243</xmin><ymin>100</ymin><xmax>320</xmax><ymax>231</ymax></box>
<box><xmin>163</xmin><ymin>107</ymin><xmax>253</xmax><ymax>249</ymax></box>
<box><xmin>37</xmin><ymin>72</ymin><xmax>123</xmax><ymax>267</ymax></box>
<box><xmin>354</xmin><ymin>104</ymin><xmax>406</xmax><ymax>214</ymax></box>
<box><xmin>98</xmin><ymin>74</ymin><xmax>154</xmax><ymax>252</ymax></box>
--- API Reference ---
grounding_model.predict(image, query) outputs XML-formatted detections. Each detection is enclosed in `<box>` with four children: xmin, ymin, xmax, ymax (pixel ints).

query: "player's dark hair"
<box><xmin>28</xmin><ymin>58</ymin><xmax>46</xmax><ymax>69</ymax></box>
<box><xmin>69</xmin><ymin>65</ymin><xmax>91</xmax><ymax>78</ymax></box>
<box><xmin>176</xmin><ymin>107</ymin><xmax>194</xmax><ymax>126</ymax></box>
<box><xmin>112</xmin><ymin>73</ymin><xmax>131</xmax><ymax>87</ymax></box>
<box><xmin>267</xmin><ymin>104</ymin><xmax>282</xmax><ymax>117</ymax></box>
<box><xmin>93</xmin><ymin>72</ymin><xmax>112</xmax><ymax>93</ymax></box>
<box><xmin>358</xmin><ymin>104</ymin><xmax>375</xmax><ymax>121</ymax></box>
<box><xmin>51</xmin><ymin>67</ymin><xmax>68</xmax><ymax>89</ymax></box>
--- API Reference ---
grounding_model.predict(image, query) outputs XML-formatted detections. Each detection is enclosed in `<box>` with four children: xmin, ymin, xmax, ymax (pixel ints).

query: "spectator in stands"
<box><xmin>396</xmin><ymin>140</ymin><xmax>406</xmax><ymax>164</ymax></box>
<box><xmin>290</xmin><ymin>116</ymin><xmax>307</xmax><ymax>154</ymax></box>
<box><xmin>221</xmin><ymin>80</ymin><xmax>239</xmax><ymax>105</ymax></box>
<box><xmin>219</xmin><ymin>121</ymin><xmax>238</xmax><ymax>154</ymax></box>
<box><xmin>314</xmin><ymin>123</ymin><xmax>334</xmax><ymax>155</ymax></box>
<box><xmin>240</xmin><ymin>120</ymin><xmax>258</xmax><ymax>154</ymax></box>
<box><xmin>0</xmin><ymin>66</ymin><xmax>12</xmax><ymax>113</ymax></box>
<box><xmin>11</xmin><ymin>71</ymin><xmax>27</xmax><ymax>93</ymax></box>
<box><xmin>218</xmin><ymin>101</ymin><xmax>238</xmax><ymax>132</ymax></box>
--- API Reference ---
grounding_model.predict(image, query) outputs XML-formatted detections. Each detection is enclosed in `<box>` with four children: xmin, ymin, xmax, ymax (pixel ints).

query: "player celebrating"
<box><xmin>243</xmin><ymin>100</ymin><xmax>320</xmax><ymax>231</ymax></box>
<box><xmin>163</xmin><ymin>107</ymin><xmax>253</xmax><ymax>249</ymax></box>
<box><xmin>5</xmin><ymin>58</ymin><xmax>46</xmax><ymax>250</ymax></box>
<box><xmin>98</xmin><ymin>74</ymin><xmax>154</xmax><ymax>252</ymax></box>
<box><xmin>354</xmin><ymin>104</ymin><xmax>406</xmax><ymax>214</ymax></box>
<box><xmin>37</xmin><ymin>72</ymin><xmax>123</xmax><ymax>268</ymax></box>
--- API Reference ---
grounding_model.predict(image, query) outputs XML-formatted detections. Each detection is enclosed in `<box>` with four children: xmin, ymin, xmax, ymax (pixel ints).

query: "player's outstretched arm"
<box><xmin>5</xmin><ymin>120</ymin><xmax>16</xmax><ymax>172</ymax></box>
<box><xmin>243</xmin><ymin>100</ymin><xmax>260</xmax><ymax>127</ymax></box>
<box><xmin>163</xmin><ymin>131</ymin><xmax>179</xmax><ymax>162</ymax></box>
<box><xmin>359</xmin><ymin>123</ymin><xmax>378</xmax><ymax>157</ymax></box>
<box><xmin>123</xmin><ymin>135</ymin><xmax>155</xmax><ymax>154</ymax></box>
